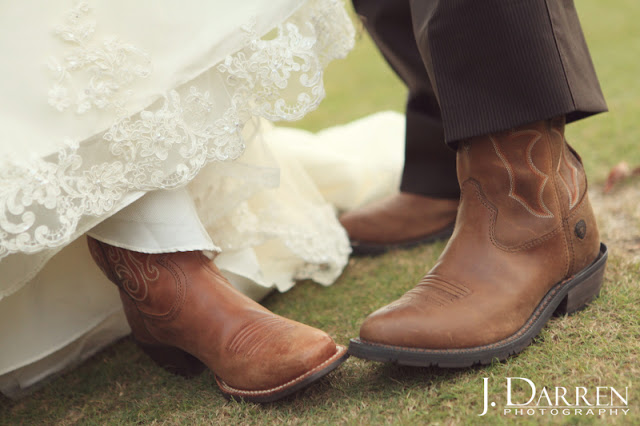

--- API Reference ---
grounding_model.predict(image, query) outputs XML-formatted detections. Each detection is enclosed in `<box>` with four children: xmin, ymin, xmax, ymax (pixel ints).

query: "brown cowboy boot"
<box><xmin>349</xmin><ymin>117</ymin><xmax>607</xmax><ymax>366</ymax></box>
<box><xmin>87</xmin><ymin>237</ymin><xmax>348</xmax><ymax>402</ymax></box>
<box><xmin>339</xmin><ymin>193</ymin><xmax>458</xmax><ymax>255</ymax></box>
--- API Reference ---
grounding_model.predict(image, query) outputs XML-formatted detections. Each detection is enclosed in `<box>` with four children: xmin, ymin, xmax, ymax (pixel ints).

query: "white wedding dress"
<box><xmin>0</xmin><ymin>0</ymin><xmax>406</xmax><ymax>397</ymax></box>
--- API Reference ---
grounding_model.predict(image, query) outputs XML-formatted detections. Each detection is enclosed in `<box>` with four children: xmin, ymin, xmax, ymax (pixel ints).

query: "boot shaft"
<box><xmin>87</xmin><ymin>237</ymin><xmax>188</xmax><ymax>318</ymax></box>
<box><xmin>456</xmin><ymin>118</ymin><xmax>600</xmax><ymax>276</ymax></box>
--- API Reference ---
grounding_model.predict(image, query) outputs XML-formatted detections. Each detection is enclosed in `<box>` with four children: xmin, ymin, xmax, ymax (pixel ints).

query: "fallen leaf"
<box><xmin>604</xmin><ymin>161</ymin><xmax>631</xmax><ymax>193</ymax></box>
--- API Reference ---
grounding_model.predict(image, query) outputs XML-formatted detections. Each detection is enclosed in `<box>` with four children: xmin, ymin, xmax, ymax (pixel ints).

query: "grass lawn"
<box><xmin>2</xmin><ymin>0</ymin><xmax>639</xmax><ymax>424</ymax></box>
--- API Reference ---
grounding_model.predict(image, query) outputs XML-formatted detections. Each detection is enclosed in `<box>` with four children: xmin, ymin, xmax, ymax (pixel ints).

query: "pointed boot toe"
<box><xmin>216</xmin><ymin>323</ymin><xmax>347</xmax><ymax>402</ymax></box>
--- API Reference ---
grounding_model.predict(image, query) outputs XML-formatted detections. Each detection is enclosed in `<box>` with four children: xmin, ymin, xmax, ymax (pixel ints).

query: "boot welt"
<box><xmin>348</xmin><ymin>243</ymin><xmax>608</xmax><ymax>367</ymax></box>
<box><xmin>137</xmin><ymin>340</ymin><xmax>348</xmax><ymax>402</ymax></box>
<box><xmin>215</xmin><ymin>345</ymin><xmax>348</xmax><ymax>403</ymax></box>
<box><xmin>350</xmin><ymin>222</ymin><xmax>456</xmax><ymax>256</ymax></box>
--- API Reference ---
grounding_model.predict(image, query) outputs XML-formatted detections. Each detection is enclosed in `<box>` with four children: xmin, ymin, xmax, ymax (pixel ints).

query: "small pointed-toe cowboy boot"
<box><xmin>339</xmin><ymin>193</ymin><xmax>458</xmax><ymax>255</ymax></box>
<box><xmin>87</xmin><ymin>237</ymin><xmax>348</xmax><ymax>402</ymax></box>
<box><xmin>349</xmin><ymin>117</ymin><xmax>607</xmax><ymax>366</ymax></box>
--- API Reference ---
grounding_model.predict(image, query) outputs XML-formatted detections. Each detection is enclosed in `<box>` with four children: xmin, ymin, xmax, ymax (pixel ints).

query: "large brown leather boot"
<box><xmin>339</xmin><ymin>193</ymin><xmax>458</xmax><ymax>255</ymax></box>
<box><xmin>349</xmin><ymin>118</ymin><xmax>607</xmax><ymax>366</ymax></box>
<box><xmin>87</xmin><ymin>237</ymin><xmax>348</xmax><ymax>402</ymax></box>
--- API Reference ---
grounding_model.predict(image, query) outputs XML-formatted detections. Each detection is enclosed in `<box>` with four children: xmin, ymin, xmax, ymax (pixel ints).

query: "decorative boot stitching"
<box><xmin>463</xmin><ymin>180</ymin><xmax>563</xmax><ymax>252</ymax></box>
<box><xmin>552</xmin><ymin>128</ymin><xmax>580</xmax><ymax>210</ymax></box>
<box><xmin>490</xmin><ymin>132</ymin><xmax>554</xmax><ymax>219</ymax></box>
<box><xmin>544</xmin><ymin>126</ymin><xmax>572</xmax><ymax>279</ymax></box>
<box><xmin>107</xmin><ymin>248</ymin><xmax>160</xmax><ymax>302</ymax></box>
<box><xmin>143</xmin><ymin>255</ymin><xmax>187</xmax><ymax>322</ymax></box>
<box><xmin>101</xmin><ymin>247</ymin><xmax>186</xmax><ymax>320</ymax></box>
<box><xmin>407</xmin><ymin>275</ymin><xmax>472</xmax><ymax>307</ymax></box>
<box><xmin>227</xmin><ymin>317</ymin><xmax>296</xmax><ymax>357</ymax></box>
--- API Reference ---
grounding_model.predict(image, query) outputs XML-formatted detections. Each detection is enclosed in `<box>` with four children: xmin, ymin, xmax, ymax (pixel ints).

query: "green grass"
<box><xmin>2</xmin><ymin>1</ymin><xmax>639</xmax><ymax>424</ymax></box>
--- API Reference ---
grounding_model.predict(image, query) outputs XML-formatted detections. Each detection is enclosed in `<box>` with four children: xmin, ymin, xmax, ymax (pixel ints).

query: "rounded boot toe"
<box><xmin>358</xmin><ymin>304</ymin><xmax>410</xmax><ymax>347</ymax></box>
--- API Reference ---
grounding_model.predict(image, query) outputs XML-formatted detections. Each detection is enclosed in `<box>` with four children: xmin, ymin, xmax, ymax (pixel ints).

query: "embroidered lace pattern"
<box><xmin>216</xmin><ymin>199</ymin><xmax>351</xmax><ymax>287</ymax></box>
<box><xmin>190</xmin><ymin>158</ymin><xmax>351</xmax><ymax>288</ymax></box>
<box><xmin>0</xmin><ymin>0</ymin><xmax>355</xmax><ymax>263</ymax></box>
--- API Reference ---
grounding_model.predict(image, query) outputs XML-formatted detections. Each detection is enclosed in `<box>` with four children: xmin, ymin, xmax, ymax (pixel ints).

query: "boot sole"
<box><xmin>350</xmin><ymin>223</ymin><xmax>455</xmax><ymax>256</ymax></box>
<box><xmin>215</xmin><ymin>345</ymin><xmax>348</xmax><ymax>403</ymax></box>
<box><xmin>348</xmin><ymin>243</ymin><xmax>608</xmax><ymax>367</ymax></box>
<box><xmin>138</xmin><ymin>341</ymin><xmax>348</xmax><ymax>403</ymax></box>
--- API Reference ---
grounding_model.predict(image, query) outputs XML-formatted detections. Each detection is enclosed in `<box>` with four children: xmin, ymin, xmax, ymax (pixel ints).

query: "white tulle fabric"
<box><xmin>192</xmin><ymin>113</ymin><xmax>406</xmax><ymax>294</ymax></box>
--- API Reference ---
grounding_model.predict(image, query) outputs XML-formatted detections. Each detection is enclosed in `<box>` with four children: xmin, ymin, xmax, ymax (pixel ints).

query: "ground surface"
<box><xmin>2</xmin><ymin>1</ymin><xmax>639</xmax><ymax>424</ymax></box>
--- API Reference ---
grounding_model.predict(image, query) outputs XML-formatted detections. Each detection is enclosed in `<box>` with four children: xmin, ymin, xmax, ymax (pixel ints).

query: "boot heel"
<box><xmin>135</xmin><ymin>341</ymin><xmax>206</xmax><ymax>377</ymax></box>
<box><xmin>555</xmin><ymin>243</ymin><xmax>607</xmax><ymax>315</ymax></box>
<box><xmin>118</xmin><ymin>289</ymin><xmax>206</xmax><ymax>377</ymax></box>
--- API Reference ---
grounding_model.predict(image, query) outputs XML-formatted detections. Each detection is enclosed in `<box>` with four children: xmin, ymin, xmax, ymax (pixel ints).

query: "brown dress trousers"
<box><xmin>353</xmin><ymin>0</ymin><xmax>607</xmax><ymax>199</ymax></box>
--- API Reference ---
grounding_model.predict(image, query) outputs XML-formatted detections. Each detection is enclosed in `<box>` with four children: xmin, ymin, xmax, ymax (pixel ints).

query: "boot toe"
<box><xmin>301</xmin><ymin>328</ymin><xmax>339</xmax><ymax>367</ymax></box>
<box><xmin>272</xmin><ymin>325</ymin><xmax>338</xmax><ymax>385</ymax></box>
<box><xmin>359</xmin><ymin>301</ymin><xmax>419</xmax><ymax>347</ymax></box>
<box><xmin>358</xmin><ymin>299</ymin><xmax>470</xmax><ymax>349</ymax></box>
<box><xmin>221</xmin><ymin>319</ymin><xmax>339</xmax><ymax>392</ymax></box>
<box><xmin>339</xmin><ymin>211</ymin><xmax>370</xmax><ymax>241</ymax></box>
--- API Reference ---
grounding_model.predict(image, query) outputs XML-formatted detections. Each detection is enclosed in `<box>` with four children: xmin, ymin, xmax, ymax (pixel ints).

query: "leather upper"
<box><xmin>360</xmin><ymin>118</ymin><xmax>601</xmax><ymax>349</ymax></box>
<box><xmin>88</xmin><ymin>239</ymin><xmax>337</xmax><ymax>391</ymax></box>
<box><xmin>340</xmin><ymin>192</ymin><xmax>458</xmax><ymax>244</ymax></box>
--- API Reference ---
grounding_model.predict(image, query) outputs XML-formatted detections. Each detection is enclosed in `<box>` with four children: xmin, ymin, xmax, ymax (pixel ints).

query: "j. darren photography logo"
<box><xmin>479</xmin><ymin>377</ymin><xmax>630</xmax><ymax>417</ymax></box>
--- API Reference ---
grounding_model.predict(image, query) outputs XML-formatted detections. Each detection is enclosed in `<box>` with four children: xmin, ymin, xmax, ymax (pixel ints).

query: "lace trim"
<box><xmin>206</xmin><ymin>198</ymin><xmax>351</xmax><ymax>288</ymax></box>
<box><xmin>187</xmin><ymin>119</ymin><xmax>351</xmax><ymax>289</ymax></box>
<box><xmin>0</xmin><ymin>0</ymin><xmax>354</xmax><ymax>261</ymax></box>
